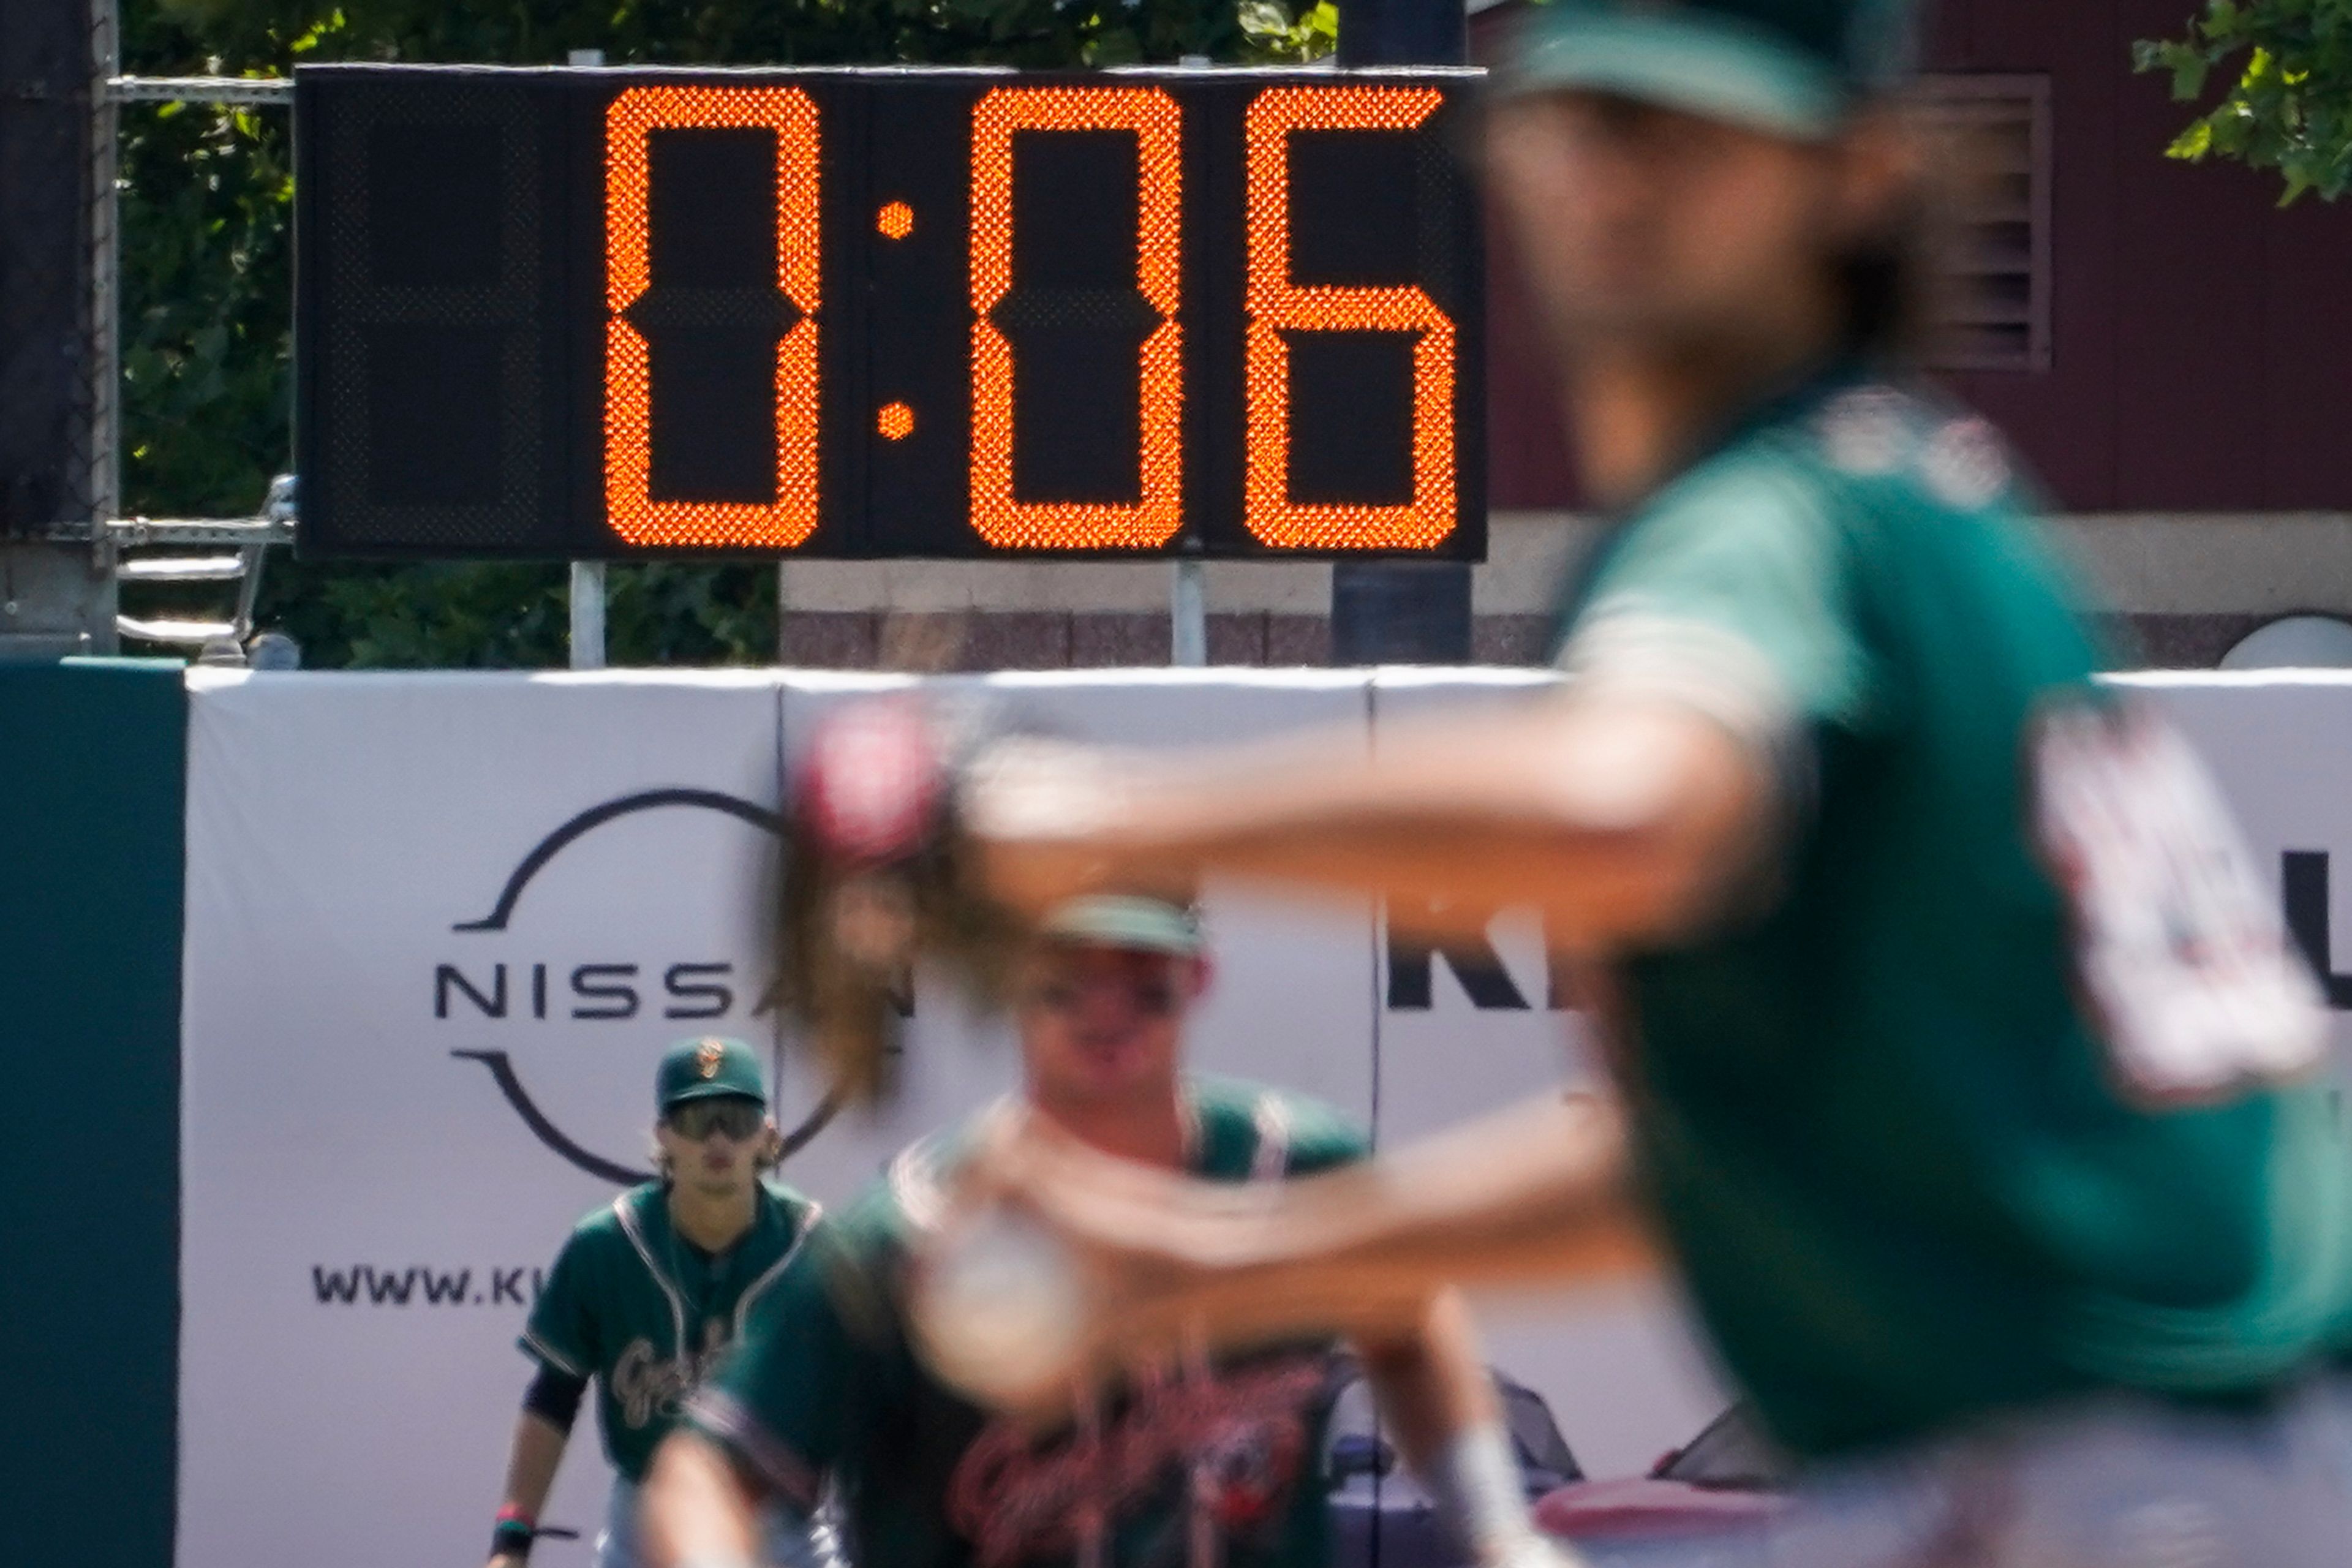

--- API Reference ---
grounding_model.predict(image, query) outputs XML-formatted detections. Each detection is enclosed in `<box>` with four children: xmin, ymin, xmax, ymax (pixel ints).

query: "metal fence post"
<box><xmin>569</xmin><ymin>562</ymin><xmax>607</xmax><ymax>669</ymax></box>
<box><xmin>1170</xmin><ymin>556</ymin><xmax>1207</xmax><ymax>666</ymax></box>
<box><xmin>88</xmin><ymin>0</ymin><xmax>119</xmax><ymax>559</ymax></box>
<box><xmin>565</xmin><ymin>47</ymin><xmax>608</xmax><ymax>671</ymax></box>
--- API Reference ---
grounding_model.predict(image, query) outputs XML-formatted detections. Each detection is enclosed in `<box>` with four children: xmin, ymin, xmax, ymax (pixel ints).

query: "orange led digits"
<box><xmin>877</xmin><ymin>201</ymin><xmax>914</xmax><ymax>239</ymax></box>
<box><xmin>1243</xmin><ymin>86</ymin><xmax>1456</xmax><ymax>550</ymax></box>
<box><xmin>605</xmin><ymin>86</ymin><xmax>822</xmax><ymax>549</ymax></box>
<box><xmin>877</xmin><ymin>402</ymin><xmax>915</xmax><ymax>440</ymax></box>
<box><xmin>969</xmin><ymin>86</ymin><xmax>1184</xmax><ymax>550</ymax></box>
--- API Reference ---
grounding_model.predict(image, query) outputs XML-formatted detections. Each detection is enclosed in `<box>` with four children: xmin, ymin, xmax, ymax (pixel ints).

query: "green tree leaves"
<box><xmin>1239</xmin><ymin>0</ymin><xmax>1337</xmax><ymax>62</ymax></box>
<box><xmin>2137</xmin><ymin>0</ymin><xmax>2352</xmax><ymax>203</ymax></box>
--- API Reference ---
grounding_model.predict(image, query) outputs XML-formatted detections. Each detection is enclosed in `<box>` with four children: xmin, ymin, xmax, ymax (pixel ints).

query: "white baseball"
<box><xmin>912</xmin><ymin>1205</ymin><xmax>1092</xmax><ymax>1404</ymax></box>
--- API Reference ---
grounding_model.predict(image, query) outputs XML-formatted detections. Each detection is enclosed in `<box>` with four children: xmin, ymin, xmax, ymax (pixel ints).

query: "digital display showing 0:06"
<box><xmin>293</xmin><ymin>64</ymin><xmax>1486</xmax><ymax>562</ymax></box>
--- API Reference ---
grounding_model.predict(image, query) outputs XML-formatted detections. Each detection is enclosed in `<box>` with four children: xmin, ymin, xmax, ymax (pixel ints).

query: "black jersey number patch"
<box><xmin>2032</xmin><ymin>699</ymin><xmax>2326</xmax><ymax>1103</ymax></box>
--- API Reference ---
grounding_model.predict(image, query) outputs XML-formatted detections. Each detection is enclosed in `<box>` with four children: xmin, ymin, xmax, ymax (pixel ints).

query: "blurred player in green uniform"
<box><xmin>485</xmin><ymin>1036</ymin><xmax>826</xmax><ymax>1568</ymax></box>
<box><xmin>640</xmin><ymin>896</ymin><xmax>1557</xmax><ymax>1568</ymax></box>
<box><xmin>763</xmin><ymin>1</ymin><xmax>2352</xmax><ymax>1561</ymax></box>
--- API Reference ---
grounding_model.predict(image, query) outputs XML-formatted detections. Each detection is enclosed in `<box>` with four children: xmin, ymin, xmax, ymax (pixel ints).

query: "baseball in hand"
<box><xmin>911</xmin><ymin>1205</ymin><xmax>1093</xmax><ymax>1406</ymax></box>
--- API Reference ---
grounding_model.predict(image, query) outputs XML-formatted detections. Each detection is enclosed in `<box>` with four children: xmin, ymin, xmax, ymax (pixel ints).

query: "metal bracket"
<box><xmin>106</xmin><ymin>516</ymin><xmax>296</xmax><ymax>549</ymax></box>
<box><xmin>105</xmin><ymin>75</ymin><xmax>292</xmax><ymax>105</ymax></box>
<box><xmin>116</xmin><ymin>613</ymin><xmax>241</xmax><ymax>646</ymax></box>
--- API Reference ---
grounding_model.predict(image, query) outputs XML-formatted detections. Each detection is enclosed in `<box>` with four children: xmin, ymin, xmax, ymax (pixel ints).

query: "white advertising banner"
<box><xmin>178</xmin><ymin>666</ymin><xmax>2352</xmax><ymax>1568</ymax></box>
<box><xmin>179</xmin><ymin>669</ymin><xmax>1394</xmax><ymax>1568</ymax></box>
<box><xmin>180</xmin><ymin>671</ymin><xmax>794</xmax><ymax>1568</ymax></box>
<box><xmin>2116</xmin><ymin>673</ymin><xmax>2352</xmax><ymax>1063</ymax></box>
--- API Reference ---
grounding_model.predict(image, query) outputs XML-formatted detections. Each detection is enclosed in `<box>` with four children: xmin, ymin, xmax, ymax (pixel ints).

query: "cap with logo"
<box><xmin>1038</xmin><ymin>894</ymin><xmax>1205</xmax><ymax>959</ymax></box>
<box><xmin>1499</xmin><ymin>0</ymin><xmax>1918</xmax><ymax>142</ymax></box>
<box><xmin>657</xmin><ymin>1036</ymin><xmax>767</xmax><ymax>1110</ymax></box>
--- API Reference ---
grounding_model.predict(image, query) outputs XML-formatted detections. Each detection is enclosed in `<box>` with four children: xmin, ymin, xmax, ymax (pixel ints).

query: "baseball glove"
<box><xmin>766</xmin><ymin>695</ymin><xmax>1028</xmax><ymax>1106</ymax></box>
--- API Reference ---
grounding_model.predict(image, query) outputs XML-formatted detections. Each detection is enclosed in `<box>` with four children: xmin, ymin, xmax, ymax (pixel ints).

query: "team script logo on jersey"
<box><xmin>946</xmin><ymin>1354</ymin><xmax>1332</xmax><ymax>1568</ymax></box>
<box><xmin>2032</xmin><ymin>698</ymin><xmax>2326</xmax><ymax>1102</ymax></box>
<box><xmin>612</xmin><ymin>1319</ymin><xmax>730</xmax><ymax>1428</ymax></box>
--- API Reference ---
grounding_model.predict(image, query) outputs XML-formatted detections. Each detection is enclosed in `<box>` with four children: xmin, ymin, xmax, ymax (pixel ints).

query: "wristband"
<box><xmin>491</xmin><ymin>1507</ymin><xmax>536</xmax><ymax>1559</ymax></box>
<box><xmin>1429</xmin><ymin>1425</ymin><xmax>1534</xmax><ymax>1559</ymax></box>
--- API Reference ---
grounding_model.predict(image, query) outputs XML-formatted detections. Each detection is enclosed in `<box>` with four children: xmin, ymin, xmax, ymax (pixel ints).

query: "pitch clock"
<box><xmin>295</xmin><ymin>64</ymin><xmax>1485</xmax><ymax>560</ymax></box>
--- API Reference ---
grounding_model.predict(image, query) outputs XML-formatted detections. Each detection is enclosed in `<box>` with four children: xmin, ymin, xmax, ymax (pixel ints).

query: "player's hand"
<box><xmin>907</xmin><ymin>1093</ymin><xmax>1651</xmax><ymax>1412</ymax></box>
<box><xmin>902</xmin><ymin>1112</ymin><xmax>1167</xmax><ymax>1410</ymax></box>
<box><xmin>485</xmin><ymin>1553</ymin><xmax>530</xmax><ymax>1568</ymax></box>
<box><xmin>905</xmin><ymin>1110</ymin><xmax>1316</xmax><ymax>1413</ymax></box>
<box><xmin>973</xmin><ymin>1105</ymin><xmax>1283</xmax><ymax>1272</ymax></box>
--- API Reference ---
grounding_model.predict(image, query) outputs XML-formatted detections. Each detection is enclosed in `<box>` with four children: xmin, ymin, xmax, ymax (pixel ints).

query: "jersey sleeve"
<box><xmin>1272</xmin><ymin>1093</ymin><xmax>1371</xmax><ymax>1178</ymax></box>
<box><xmin>1559</xmin><ymin>458</ymin><xmax>1874</xmax><ymax>761</ymax></box>
<box><xmin>519</xmin><ymin>1227</ymin><xmax>600</xmax><ymax>1381</ymax></box>
<box><xmin>686</xmin><ymin>1216</ymin><xmax>895</xmax><ymax>1507</ymax></box>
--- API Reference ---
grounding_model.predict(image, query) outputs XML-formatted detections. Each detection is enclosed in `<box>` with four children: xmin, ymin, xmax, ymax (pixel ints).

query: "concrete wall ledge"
<box><xmin>1471</xmin><ymin>511</ymin><xmax>2352</xmax><ymax>620</ymax></box>
<box><xmin>777</xmin><ymin>513</ymin><xmax>2352</xmax><ymax>623</ymax></box>
<box><xmin>766</xmin><ymin>513</ymin><xmax>2352</xmax><ymax>671</ymax></box>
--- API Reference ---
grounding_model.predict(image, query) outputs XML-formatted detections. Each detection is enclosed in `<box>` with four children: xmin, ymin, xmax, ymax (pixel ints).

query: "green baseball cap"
<box><xmin>656</xmin><ymin>1036</ymin><xmax>767</xmax><ymax>1110</ymax></box>
<box><xmin>1038</xmin><ymin>894</ymin><xmax>1205</xmax><ymax>958</ymax></box>
<box><xmin>1499</xmin><ymin>0</ymin><xmax>1917</xmax><ymax>141</ymax></box>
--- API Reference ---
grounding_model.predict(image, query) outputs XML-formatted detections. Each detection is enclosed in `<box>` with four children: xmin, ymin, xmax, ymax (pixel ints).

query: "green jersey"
<box><xmin>1551</xmin><ymin>366</ymin><xmax>2352</xmax><ymax>1457</ymax></box>
<box><xmin>522</xmin><ymin>1179</ymin><xmax>820</xmax><ymax>1481</ymax></box>
<box><xmin>690</xmin><ymin>1079</ymin><xmax>1368</xmax><ymax>1568</ymax></box>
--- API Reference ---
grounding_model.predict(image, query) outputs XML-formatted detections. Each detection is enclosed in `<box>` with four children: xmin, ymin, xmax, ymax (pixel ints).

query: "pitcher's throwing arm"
<box><xmin>911</xmin><ymin>1093</ymin><xmax>1654</xmax><ymax>1410</ymax></box>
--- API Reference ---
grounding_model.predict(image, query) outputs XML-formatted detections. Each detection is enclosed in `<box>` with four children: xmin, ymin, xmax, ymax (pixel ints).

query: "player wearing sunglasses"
<box><xmin>485</xmin><ymin>1036</ymin><xmax>826</xmax><ymax>1568</ymax></box>
<box><xmin>641</xmin><ymin>895</ymin><xmax>1555</xmax><ymax>1568</ymax></box>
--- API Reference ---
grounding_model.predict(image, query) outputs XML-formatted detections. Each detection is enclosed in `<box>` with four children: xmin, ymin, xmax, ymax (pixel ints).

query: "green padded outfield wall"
<box><xmin>0</xmin><ymin>661</ymin><xmax>184</xmax><ymax>1568</ymax></box>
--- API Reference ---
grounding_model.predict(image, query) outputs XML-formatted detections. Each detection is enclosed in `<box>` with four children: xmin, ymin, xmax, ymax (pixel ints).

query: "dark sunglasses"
<box><xmin>667</xmin><ymin>1099</ymin><xmax>763</xmax><ymax>1142</ymax></box>
<box><xmin>1031</xmin><ymin>972</ymin><xmax>1180</xmax><ymax>1017</ymax></box>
